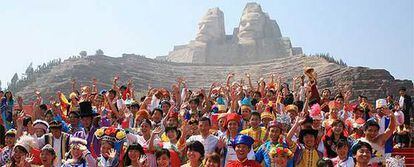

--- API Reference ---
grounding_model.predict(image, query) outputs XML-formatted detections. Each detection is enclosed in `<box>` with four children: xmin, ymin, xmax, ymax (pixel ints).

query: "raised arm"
<box><xmin>376</xmin><ymin>109</ymin><xmax>396</xmax><ymax>145</ymax></box>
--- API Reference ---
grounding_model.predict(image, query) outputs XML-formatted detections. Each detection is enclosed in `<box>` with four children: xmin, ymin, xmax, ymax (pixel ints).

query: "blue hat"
<box><xmin>216</xmin><ymin>97</ymin><xmax>225</xmax><ymax>105</ymax></box>
<box><xmin>232</xmin><ymin>134</ymin><xmax>254</xmax><ymax>148</ymax></box>
<box><xmin>241</xmin><ymin>97</ymin><xmax>253</xmax><ymax>108</ymax></box>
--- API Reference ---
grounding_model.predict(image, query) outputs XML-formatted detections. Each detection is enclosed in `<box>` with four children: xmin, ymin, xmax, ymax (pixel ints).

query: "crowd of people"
<box><xmin>0</xmin><ymin>69</ymin><xmax>412</xmax><ymax>167</ymax></box>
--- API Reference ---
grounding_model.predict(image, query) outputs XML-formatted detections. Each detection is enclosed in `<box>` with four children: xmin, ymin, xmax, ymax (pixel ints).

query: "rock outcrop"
<box><xmin>15</xmin><ymin>55</ymin><xmax>413</xmax><ymax>103</ymax></box>
<box><xmin>161</xmin><ymin>2</ymin><xmax>301</xmax><ymax>64</ymax></box>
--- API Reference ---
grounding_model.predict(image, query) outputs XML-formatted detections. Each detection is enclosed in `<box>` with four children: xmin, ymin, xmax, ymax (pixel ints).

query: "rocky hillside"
<box><xmin>14</xmin><ymin>54</ymin><xmax>413</xmax><ymax>103</ymax></box>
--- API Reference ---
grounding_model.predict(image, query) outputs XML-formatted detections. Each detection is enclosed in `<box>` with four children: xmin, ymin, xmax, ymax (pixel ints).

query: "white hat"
<box><xmin>14</xmin><ymin>135</ymin><xmax>37</xmax><ymax>153</ymax></box>
<box><xmin>375</xmin><ymin>99</ymin><xmax>387</xmax><ymax>109</ymax></box>
<box><xmin>33</xmin><ymin>119</ymin><xmax>49</xmax><ymax>133</ymax></box>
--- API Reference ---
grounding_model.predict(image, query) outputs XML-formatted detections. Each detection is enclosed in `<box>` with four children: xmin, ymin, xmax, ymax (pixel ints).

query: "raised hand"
<box><xmin>153</xmin><ymin>126</ymin><xmax>163</xmax><ymax>135</ymax></box>
<box><xmin>108</xmin><ymin>148</ymin><xmax>117</xmax><ymax>159</ymax></box>
<box><xmin>217</xmin><ymin>136</ymin><xmax>226</xmax><ymax>149</ymax></box>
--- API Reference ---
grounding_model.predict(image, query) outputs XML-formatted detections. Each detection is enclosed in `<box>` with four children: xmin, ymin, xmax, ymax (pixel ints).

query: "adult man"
<box><xmin>73</xmin><ymin>101</ymin><xmax>101</xmax><ymax>158</ymax></box>
<box><xmin>38</xmin><ymin>120</ymin><xmax>70</xmax><ymax>166</ymax></box>
<box><xmin>186</xmin><ymin>117</ymin><xmax>218</xmax><ymax>154</ymax></box>
<box><xmin>399</xmin><ymin>87</ymin><xmax>412</xmax><ymax>125</ymax></box>
<box><xmin>227</xmin><ymin>134</ymin><xmax>261</xmax><ymax>167</ymax></box>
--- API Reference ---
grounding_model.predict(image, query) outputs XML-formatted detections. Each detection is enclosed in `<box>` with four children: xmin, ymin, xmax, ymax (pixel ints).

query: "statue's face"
<box><xmin>195</xmin><ymin>9</ymin><xmax>223</xmax><ymax>42</ymax></box>
<box><xmin>238</xmin><ymin>5</ymin><xmax>265</xmax><ymax>43</ymax></box>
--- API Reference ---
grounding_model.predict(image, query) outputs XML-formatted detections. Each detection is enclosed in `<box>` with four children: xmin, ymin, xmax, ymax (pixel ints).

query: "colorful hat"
<box><xmin>352</xmin><ymin>118</ymin><xmax>366</xmax><ymax>129</ymax></box>
<box><xmin>14</xmin><ymin>135</ymin><xmax>37</xmax><ymax>153</ymax></box>
<box><xmin>69</xmin><ymin>137</ymin><xmax>87</xmax><ymax>151</ymax></box>
<box><xmin>241</xmin><ymin>97</ymin><xmax>253</xmax><ymax>108</ymax></box>
<box><xmin>79</xmin><ymin>101</ymin><xmax>99</xmax><ymax>117</ymax></box>
<box><xmin>33</xmin><ymin>119</ymin><xmax>49</xmax><ymax>133</ymax></box>
<box><xmin>226</xmin><ymin>113</ymin><xmax>241</xmax><ymax>126</ymax></box>
<box><xmin>49</xmin><ymin>120</ymin><xmax>63</xmax><ymax>129</ymax></box>
<box><xmin>261</xmin><ymin>111</ymin><xmax>274</xmax><ymax>120</ymax></box>
<box><xmin>309</xmin><ymin>103</ymin><xmax>322</xmax><ymax>120</ymax></box>
<box><xmin>69</xmin><ymin>92</ymin><xmax>78</xmax><ymax>99</ymax></box>
<box><xmin>328</xmin><ymin>101</ymin><xmax>340</xmax><ymax>110</ymax></box>
<box><xmin>95</xmin><ymin>126</ymin><xmax>127</xmax><ymax>144</ymax></box>
<box><xmin>218</xmin><ymin>113</ymin><xmax>228</xmax><ymax>121</ymax></box>
<box><xmin>269</xmin><ymin>144</ymin><xmax>293</xmax><ymax>159</ymax></box>
<box><xmin>216</xmin><ymin>97</ymin><xmax>225</xmax><ymax>105</ymax></box>
<box><xmin>376</xmin><ymin>99</ymin><xmax>387</xmax><ymax>109</ymax></box>
<box><xmin>275</xmin><ymin>113</ymin><xmax>291</xmax><ymax>125</ymax></box>
<box><xmin>267</xmin><ymin>121</ymin><xmax>283</xmax><ymax>129</ymax></box>
<box><xmin>285</xmin><ymin>104</ymin><xmax>298</xmax><ymax>113</ymax></box>
<box><xmin>217</xmin><ymin>105</ymin><xmax>227</xmax><ymax>112</ymax></box>
<box><xmin>5</xmin><ymin>129</ymin><xmax>17</xmax><ymax>137</ymax></box>
<box><xmin>136</xmin><ymin>109</ymin><xmax>150</xmax><ymax>119</ymax></box>
<box><xmin>232</xmin><ymin>134</ymin><xmax>254</xmax><ymax>148</ymax></box>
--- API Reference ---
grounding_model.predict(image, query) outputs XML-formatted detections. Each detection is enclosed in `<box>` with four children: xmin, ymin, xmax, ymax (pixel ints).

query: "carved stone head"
<box><xmin>238</xmin><ymin>3</ymin><xmax>266</xmax><ymax>44</ymax></box>
<box><xmin>195</xmin><ymin>8</ymin><xmax>225</xmax><ymax>43</ymax></box>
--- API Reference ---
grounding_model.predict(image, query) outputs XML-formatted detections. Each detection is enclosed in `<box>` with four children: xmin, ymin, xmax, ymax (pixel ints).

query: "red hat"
<box><xmin>168</xmin><ymin>111</ymin><xmax>179</xmax><ymax>118</ymax></box>
<box><xmin>226</xmin><ymin>113</ymin><xmax>240</xmax><ymax>126</ymax></box>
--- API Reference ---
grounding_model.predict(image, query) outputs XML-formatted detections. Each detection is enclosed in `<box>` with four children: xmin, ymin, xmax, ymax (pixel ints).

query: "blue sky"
<box><xmin>0</xmin><ymin>0</ymin><xmax>413</xmax><ymax>89</ymax></box>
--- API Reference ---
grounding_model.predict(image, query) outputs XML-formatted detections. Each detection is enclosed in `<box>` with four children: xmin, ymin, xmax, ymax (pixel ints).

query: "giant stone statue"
<box><xmin>162</xmin><ymin>2</ymin><xmax>302</xmax><ymax>64</ymax></box>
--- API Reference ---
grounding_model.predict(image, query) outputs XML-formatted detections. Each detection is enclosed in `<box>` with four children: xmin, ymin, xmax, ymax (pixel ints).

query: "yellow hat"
<box><xmin>261</xmin><ymin>111</ymin><xmax>274</xmax><ymax>120</ymax></box>
<box><xmin>285</xmin><ymin>104</ymin><xmax>298</xmax><ymax>113</ymax></box>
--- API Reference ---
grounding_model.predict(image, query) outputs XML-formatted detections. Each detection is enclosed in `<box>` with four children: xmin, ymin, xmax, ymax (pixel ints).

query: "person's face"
<box><xmin>249</xmin><ymin>115</ymin><xmax>260</xmax><ymax>128</ymax></box>
<box><xmin>156</xmin><ymin>154</ymin><xmax>170</xmax><ymax>167</ymax></box>
<box><xmin>81</xmin><ymin>117</ymin><xmax>93</xmax><ymax>128</ymax></box>
<box><xmin>152</xmin><ymin>111</ymin><xmax>162</xmax><ymax>123</ymax></box>
<box><xmin>127</xmin><ymin>149</ymin><xmax>141</xmax><ymax>163</ymax></box>
<box><xmin>355</xmin><ymin>146</ymin><xmax>371</xmax><ymax>164</ymax></box>
<box><xmin>50</xmin><ymin>128</ymin><xmax>61</xmax><ymax>138</ymax></box>
<box><xmin>241</xmin><ymin>109</ymin><xmax>251</xmax><ymax>119</ymax></box>
<box><xmin>161</xmin><ymin>104</ymin><xmax>170</xmax><ymax>113</ymax></box>
<box><xmin>227</xmin><ymin>121</ymin><xmax>239</xmax><ymax>133</ymax></box>
<box><xmin>108</xmin><ymin>92</ymin><xmax>115</xmax><ymax>100</ymax></box>
<box><xmin>272</xmin><ymin>155</ymin><xmax>288</xmax><ymax>166</ymax></box>
<box><xmin>166</xmin><ymin>130</ymin><xmax>177</xmax><ymax>140</ymax></box>
<box><xmin>13</xmin><ymin>147</ymin><xmax>27</xmax><ymax>163</ymax></box>
<box><xmin>312</xmin><ymin>119</ymin><xmax>322</xmax><ymax>129</ymax></box>
<box><xmin>5</xmin><ymin>136</ymin><xmax>15</xmax><ymax>147</ymax></box>
<box><xmin>190</xmin><ymin>123</ymin><xmax>199</xmax><ymax>135</ymax></box>
<box><xmin>269</xmin><ymin>127</ymin><xmax>281</xmax><ymax>142</ymax></box>
<box><xmin>235</xmin><ymin>144</ymin><xmax>250</xmax><ymax>160</ymax></box>
<box><xmin>262</xmin><ymin>118</ymin><xmax>272</xmax><ymax>128</ymax></box>
<box><xmin>189</xmin><ymin>101</ymin><xmax>198</xmax><ymax>110</ymax></box>
<box><xmin>45</xmin><ymin>114</ymin><xmax>54</xmax><ymax>123</ymax></box>
<box><xmin>399</xmin><ymin>90</ymin><xmax>405</xmax><ymax>96</ymax></box>
<box><xmin>354</xmin><ymin>110</ymin><xmax>363</xmax><ymax>119</ymax></box>
<box><xmin>303</xmin><ymin>134</ymin><xmax>316</xmax><ymax>148</ymax></box>
<box><xmin>218</xmin><ymin>118</ymin><xmax>226</xmax><ymax>129</ymax></box>
<box><xmin>40</xmin><ymin>150</ymin><xmax>55</xmax><ymax>166</ymax></box>
<box><xmin>198</xmin><ymin>120</ymin><xmax>211</xmax><ymax>135</ymax></box>
<box><xmin>35</xmin><ymin>128</ymin><xmax>46</xmax><ymax>137</ymax></box>
<box><xmin>70</xmin><ymin>146</ymin><xmax>83</xmax><ymax>159</ymax></box>
<box><xmin>68</xmin><ymin>113</ymin><xmax>80</xmax><ymax>125</ymax></box>
<box><xmin>332</xmin><ymin>123</ymin><xmax>344</xmax><ymax>135</ymax></box>
<box><xmin>187</xmin><ymin>149</ymin><xmax>201</xmax><ymax>162</ymax></box>
<box><xmin>204</xmin><ymin>158</ymin><xmax>219</xmax><ymax>167</ymax></box>
<box><xmin>166</xmin><ymin>118</ymin><xmax>178</xmax><ymax>127</ymax></box>
<box><xmin>101</xmin><ymin>142</ymin><xmax>113</xmax><ymax>158</ymax></box>
<box><xmin>5</xmin><ymin>92</ymin><xmax>11</xmax><ymax>99</ymax></box>
<box><xmin>322</xmin><ymin>90</ymin><xmax>330</xmax><ymax>98</ymax></box>
<box><xmin>364</xmin><ymin>126</ymin><xmax>379</xmax><ymax>139</ymax></box>
<box><xmin>140</xmin><ymin>122</ymin><xmax>151</xmax><ymax>135</ymax></box>
<box><xmin>335</xmin><ymin>98</ymin><xmax>344</xmax><ymax>106</ymax></box>
<box><xmin>336</xmin><ymin>145</ymin><xmax>349</xmax><ymax>159</ymax></box>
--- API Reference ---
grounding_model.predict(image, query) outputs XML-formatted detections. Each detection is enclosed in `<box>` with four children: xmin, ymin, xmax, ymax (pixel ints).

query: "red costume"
<box><xmin>227</xmin><ymin>159</ymin><xmax>262</xmax><ymax>167</ymax></box>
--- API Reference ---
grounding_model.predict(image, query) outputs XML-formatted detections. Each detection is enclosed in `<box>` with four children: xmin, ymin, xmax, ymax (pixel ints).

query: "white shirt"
<box><xmin>53</xmin><ymin>136</ymin><xmax>62</xmax><ymax>166</ymax></box>
<box><xmin>399</xmin><ymin>96</ymin><xmax>405</xmax><ymax>108</ymax></box>
<box><xmin>187</xmin><ymin>134</ymin><xmax>218</xmax><ymax>154</ymax></box>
